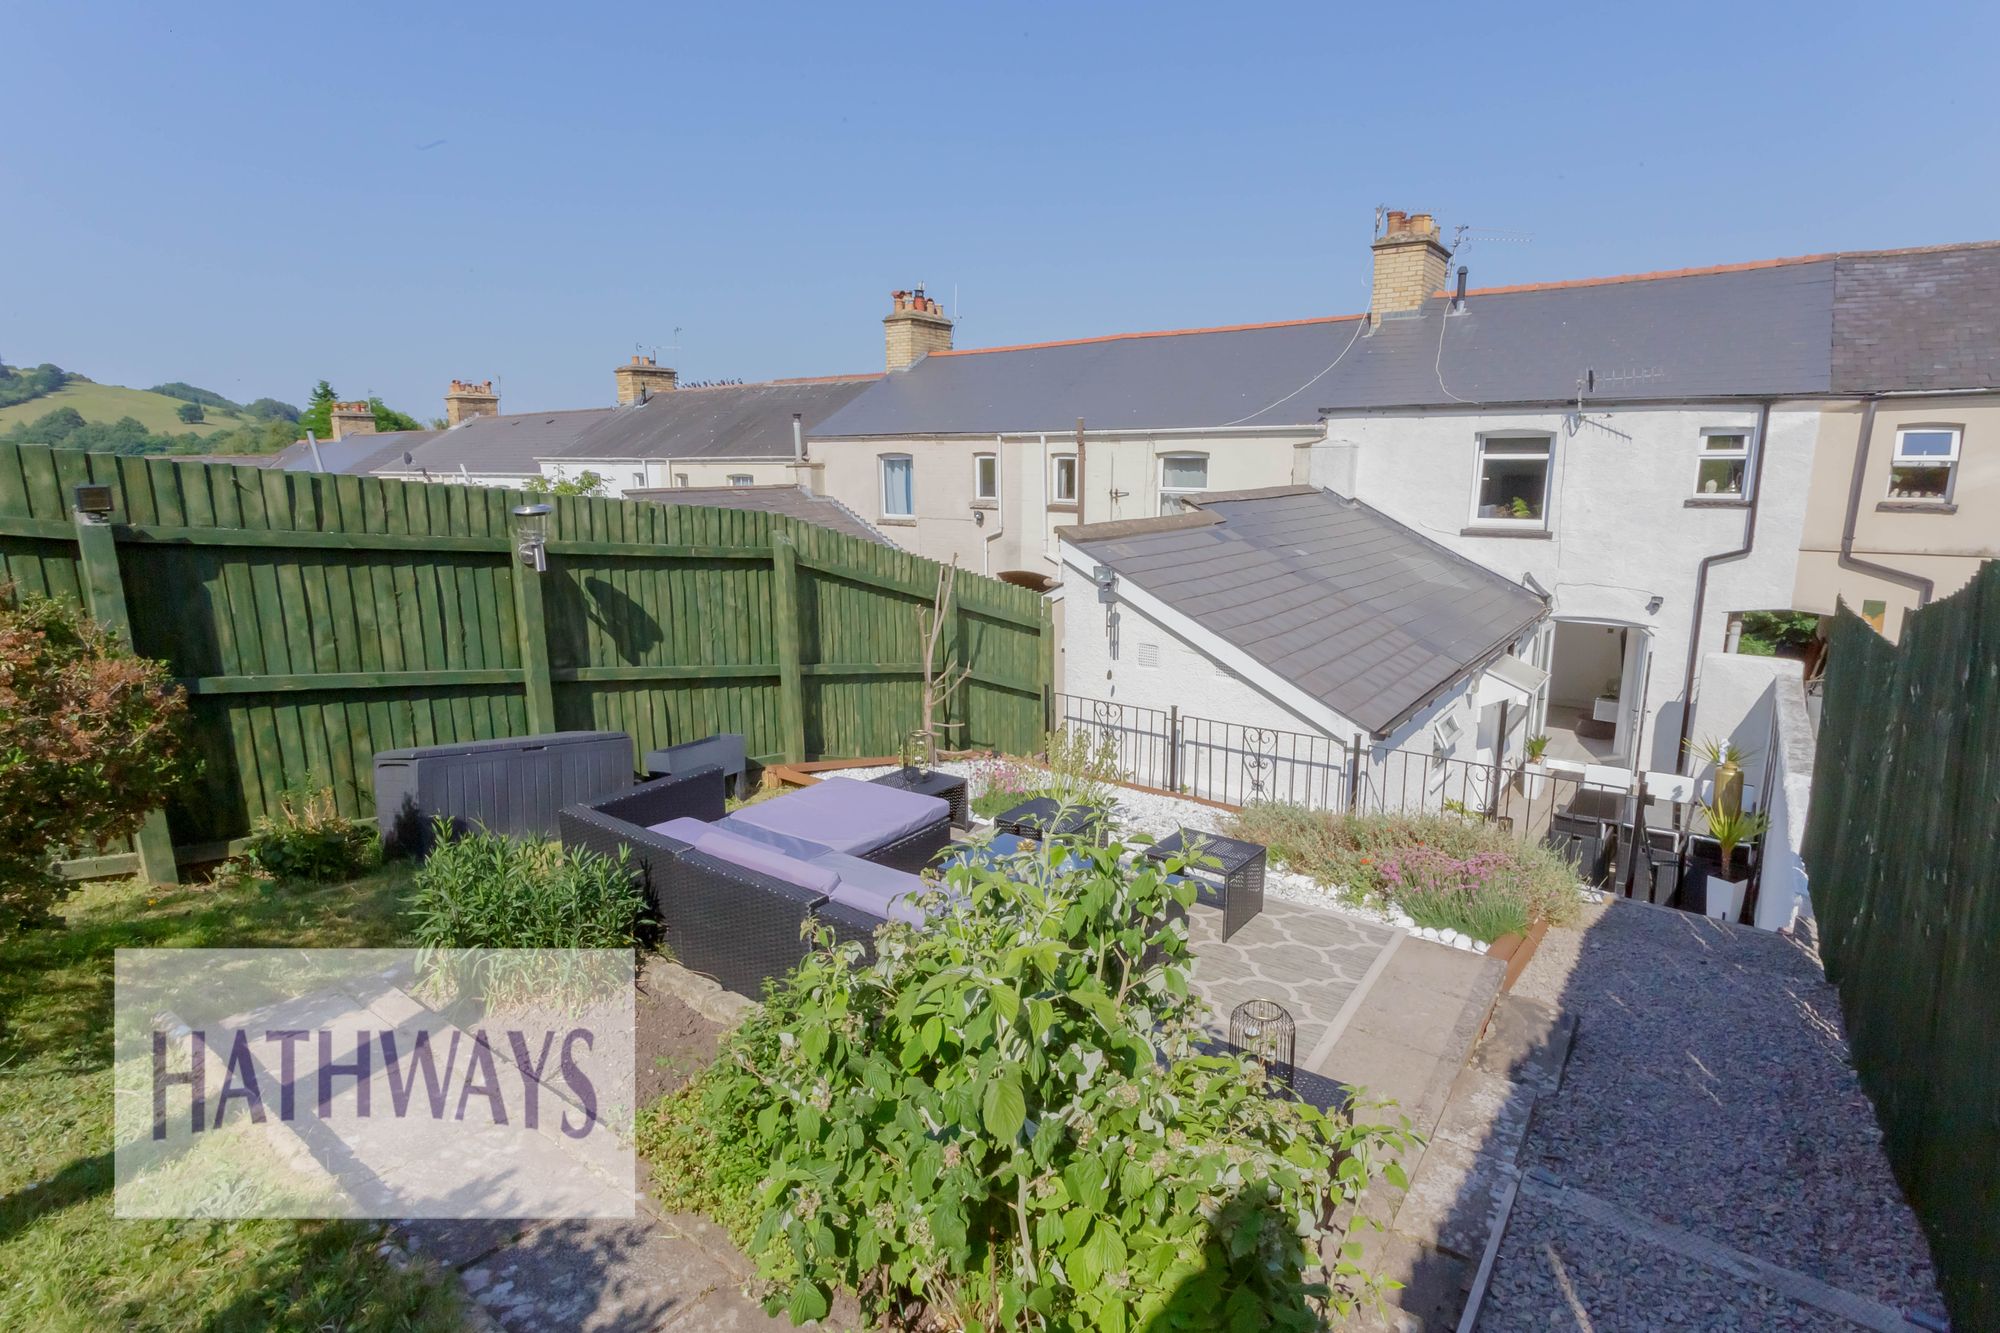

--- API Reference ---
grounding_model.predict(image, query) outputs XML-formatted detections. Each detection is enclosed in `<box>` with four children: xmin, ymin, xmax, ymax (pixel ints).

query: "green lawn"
<box><xmin>0</xmin><ymin>870</ymin><xmax>461</xmax><ymax>1332</ymax></box>
<box><xmin>0</xmin><ymin>381</ymin><xmax>247</xmax><ymax>437</ymax></box>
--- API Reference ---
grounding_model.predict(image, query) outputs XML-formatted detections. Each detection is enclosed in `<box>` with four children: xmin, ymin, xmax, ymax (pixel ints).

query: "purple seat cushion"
<box><xmin>727</xmin><ymin>777</ymin><xmax>946</xmax><ymax>856</ymax></box>
<box><xmin>647</xmin><ymin>816</ymin><xmax>717</xmax><ymax>846</ymax></box>
<box><xmin>814</xmin><ymin>853</ymin><xmax>930</xmax><ymax>926</ymax></box>
<box><xmin>706</xmin><ymin>815</ymin><xmax>834</xmax><ymax>862</ymax></box>
<box><xmin>692</xmin><ymin>826</ymin><xmax>840</xmax><ymax>897</ymax></box>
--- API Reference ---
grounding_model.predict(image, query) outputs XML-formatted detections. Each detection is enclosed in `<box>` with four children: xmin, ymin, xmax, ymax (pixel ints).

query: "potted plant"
<box><xmin>1696</xmin><ymin>800</ymin><xmax>1768</xmax><ymax>924</ymax></box>
<box><xmin>1521</xmin><ymin>734</ymin><xmax>1551</xmax><ymax>799</ymax></box>
<box><xmin>1684</xmin><ymin>735</ymin><xmax>1753</xmax><ymax>817</ymax></box>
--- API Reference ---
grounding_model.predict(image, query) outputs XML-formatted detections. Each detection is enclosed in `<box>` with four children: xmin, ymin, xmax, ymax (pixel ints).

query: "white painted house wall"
<box><xmin>1314</xmin><ymin>403</ymin><xmax>1816</xmax><ymax>772</ymax></box>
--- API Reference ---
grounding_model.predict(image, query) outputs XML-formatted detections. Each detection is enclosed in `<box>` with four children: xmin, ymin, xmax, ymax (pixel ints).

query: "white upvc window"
<box><xmin>1470</xmin><ymin>433</ymin><xmax>1553</xmax><ymax>528</ymax></box>
<box><xmin>1888</xmin><ymin>426</ymin><xmax>1961</xmax><ymax>502</ymax></box>
<box><xmin>881</xmin><ymin>453</ymin><xmax>914</xmax><ymax>517</ymax></box>
<box><xmin>1051</xmin><ymin>453</ymin><xmax>1077</xmax><ymax>503</ymax></box>
<box><xmin>674</xmin><ymin>472</ymin><xmax>689</xmax><ymax>487</ymax></box>
<box><xmin>1158</xmin><ymin>452</ymin><xmax>1208</xmax><ymax>515</ymax></box>
<box><xmin>727</xmin><ymin>473</ymin><xmax>754</xmax><ymax>486</ymax></box>
<box><xmin>1695</xmin><ymin>428</ymin><xmax>1752</xmax><ymax>497</ymax></box>
<box><xmin>973</xmin><ymin>452</ymin><xmax>998</xmax><ymax>501</ymax></box>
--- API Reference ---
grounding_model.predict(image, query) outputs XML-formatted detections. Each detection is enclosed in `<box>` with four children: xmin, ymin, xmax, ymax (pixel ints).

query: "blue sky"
<box><xmin>5</xmin><ymin>1</ymin><xmax>1996</xmax><ymax>417</ymax></box>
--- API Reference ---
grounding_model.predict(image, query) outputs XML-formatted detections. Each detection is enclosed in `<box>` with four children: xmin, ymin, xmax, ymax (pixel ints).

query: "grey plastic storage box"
<box><xmin>374</xmin><ymin>731</ymin><xmax>634</xmax><ymax>856</ymax></box>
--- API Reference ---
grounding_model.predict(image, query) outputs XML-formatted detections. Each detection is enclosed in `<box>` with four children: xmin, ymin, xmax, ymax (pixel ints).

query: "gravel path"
<box><xmin>1481</xmin><ymin>900</ymin><xmax>1944</xmax><ymax>1330</ymax></box>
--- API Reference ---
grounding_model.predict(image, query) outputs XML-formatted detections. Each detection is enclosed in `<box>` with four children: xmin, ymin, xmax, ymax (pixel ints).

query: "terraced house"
<box><xmin>279</xmin><ymin>218</ymin><xmax>2000</xmax><ymax>783</ymax></box>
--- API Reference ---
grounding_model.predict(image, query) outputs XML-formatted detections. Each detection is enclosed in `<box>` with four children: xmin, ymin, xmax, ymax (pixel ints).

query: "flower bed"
<box><xmin>1222</xmin><ymin>802</ymin><xmax>1583</xmax><ymax>945</ymax></box>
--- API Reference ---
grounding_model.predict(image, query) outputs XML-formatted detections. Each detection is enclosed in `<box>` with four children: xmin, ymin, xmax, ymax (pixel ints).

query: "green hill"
<box><xmin>0</xmin><ymin>380</ymin><xmax>250</xmax><ymax>438</ymax></box>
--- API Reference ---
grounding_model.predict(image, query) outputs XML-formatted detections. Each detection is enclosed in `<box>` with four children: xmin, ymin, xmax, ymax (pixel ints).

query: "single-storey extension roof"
<box><xmin>1062</xmin><ymin>485</ymin><xmax>1548</xmax><ymax>735</ymax></box>
<box><xmin>624</xmin><ymin>483</ymin><xmax>892</xmax><ymax>546</ymax></box>
<box><xmin>813</xmin><ymin>241</ymin><xmax>2000</xmax><ymax>437</ymax></box>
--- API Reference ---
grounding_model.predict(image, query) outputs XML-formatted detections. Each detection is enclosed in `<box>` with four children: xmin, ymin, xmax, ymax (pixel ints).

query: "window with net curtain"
<box><xmin>1159</xmin><ymin>453</ymin><xmax>1208</xmax><ymax>514</ymax></box>
<box><xmin>881</xmin><ymin>454</ymin><xmax>914</xmax><ymax>517</ymax></box>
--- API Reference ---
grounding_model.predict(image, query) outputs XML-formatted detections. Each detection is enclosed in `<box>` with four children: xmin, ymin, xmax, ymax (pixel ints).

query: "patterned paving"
<box><xmin>1186</xmin><ymin>895</ymin><xmax>1403</xmax><ymax>1075</ymax></box>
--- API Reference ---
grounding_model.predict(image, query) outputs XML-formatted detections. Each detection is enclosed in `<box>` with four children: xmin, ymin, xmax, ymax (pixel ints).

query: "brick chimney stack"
<box><xmin>1369</xmin><ymin>210</ymin><xmax>1451</xmax><ymax>322</ymax></box>
<box><xmin>444</xmin><ymin>379</ymin><xmax>499</xmax><ymax>426</ymax></box>
<box><xmin>614</xmin><ymin>354</ymin><xmax>677</xmax><ymax>405</ymax></box>
<box><xmin>328</xmin><ymin>401</ymin><xmax>376</xmax><ymax>440</ymax></box>
<box><xmin>883</xmin><ymin>286</ymin><xmax>953</xmax><ymax>371</ymax></box>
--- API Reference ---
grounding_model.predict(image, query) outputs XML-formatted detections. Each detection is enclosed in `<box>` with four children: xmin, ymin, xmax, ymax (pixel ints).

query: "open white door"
<box><xmin>1615</xmin><ymin>627</ymin><xmax>1652</xmax><ymax>764</ymax></box>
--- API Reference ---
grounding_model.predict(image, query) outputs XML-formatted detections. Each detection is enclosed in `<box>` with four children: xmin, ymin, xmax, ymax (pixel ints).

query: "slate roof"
<box><xmin>267</xmin><ymin>377</ymin><xmax>880</xmax><ymax>479</ymax></box>
<box><xmin>1831</xmin><ymin>243</ymin><xmax>2000</xmax><ymax>391</ymax></box>
<box><xmin>624</xmin><ymin>483</ymin><xmax>893</xmax><ymax>546</ymax></box>
<box><xmin>813</xmin><ymin>242</ymin><xmax>2000</xmax><ymax>437</ymax></box>
<box><xmin>1063</xmin><ymin>486</ymin><xmax>1548</xmax><ymax>735</ymax></box>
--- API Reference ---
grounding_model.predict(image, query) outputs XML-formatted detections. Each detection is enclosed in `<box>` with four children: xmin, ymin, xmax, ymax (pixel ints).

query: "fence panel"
<box><xmin>1803</xmin><ymin>564</ymin><xmax>2000</xmax><ymax>1333</ymax></box>
<box><xmin>0</xmin><ymin>443</ymin><xmax>1051</xmax><ymax>867</ymax></box>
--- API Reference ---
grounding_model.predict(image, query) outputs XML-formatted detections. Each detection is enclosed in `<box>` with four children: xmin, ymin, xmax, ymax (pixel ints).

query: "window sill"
<box><xmin>1460</xmin><ymin>525</ymin><xmax>1553</xmax><ymax>540</ymax></box>
<box><xmin>970</xmin><ymin>498</ymin><xmax>997</xmax><ymax>510</ymax></box>
<box><xmin>877</xmin><ymin>516</ymin><xmax>917</xmax><ymax>527</ymax></box>
<box><xmin>1876</xmin><ymin>500</ymin><xmax>1957</xmax><ymax>514</ymax></box>
<box><xmin>1046</xmin><ymin>501</ymin><xmax>1079</xmax><ymax>513</ymax></box>
<box><xmin>1684</xmin><ymin>496</ymin><xmax>1750</xmax><ymax>509</ymax></box>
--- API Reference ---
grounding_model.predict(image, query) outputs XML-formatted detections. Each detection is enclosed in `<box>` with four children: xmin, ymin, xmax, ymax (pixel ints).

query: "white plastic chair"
<box><xmin>1582</xmin><ymin>764</ymin><xmax>1636</xmax><ymax>794</ymax></box>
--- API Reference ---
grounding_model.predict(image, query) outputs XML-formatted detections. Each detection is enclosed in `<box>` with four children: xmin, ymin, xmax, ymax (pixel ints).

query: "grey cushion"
<box><xmin>694</xmin><ymin>826</ymin><xmax>840</xmax><ymax>897</ymax></box>
<box><xmin>647</xmin><ymin>816</ymin><xmax>716</xmax><ymax>846</ymax></box>
<box><xmin>727</xmin><ymin>777</ymin><xmax>946</xmax><ymax>856</ymax></box>
<box><xmin>814</xmin><ymin>853</ymin><xmax>929</xmax><ymax>925</ymax></box>
<box><xmin>707</xmin><ymin>815</ymin><xmax>835</xmax><ymax>862</ymax></box>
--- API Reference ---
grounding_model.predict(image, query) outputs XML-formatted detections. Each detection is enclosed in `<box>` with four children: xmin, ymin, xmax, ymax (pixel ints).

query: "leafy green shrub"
<box><xmin>1225</xmin><ymin>802</ymin><xmax>1580</xmax><ymax>940</ymax></box>
<box><xmin>643</xmin><ymin>834</ymin><xmax>1413</xmax><ymax>1328</ymax></box>
<box><xmin>242</xmin><ymin>788</ymin><xmax>379</xmax><ymax>883</ymax></box>
<box><xmin>1039</xmin><ymin>725</ymin><xmax>1120</xmax><ymax>806</ymax></box>
<box><xmin>0</xmin><ymin>585</ymin><xmax>188</xmax><ymax>931</ymax></box>
<box><xmin>405</xmin><ymin>824</ymin><xmax>645</xmax><ymax>950</ymax></box>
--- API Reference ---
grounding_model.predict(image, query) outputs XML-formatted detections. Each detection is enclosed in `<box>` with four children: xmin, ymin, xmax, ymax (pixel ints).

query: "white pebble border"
<box><xmin>825</xmin><ymin>762</ymin><xmax>1600</xmax><ymax>956</ymax></box>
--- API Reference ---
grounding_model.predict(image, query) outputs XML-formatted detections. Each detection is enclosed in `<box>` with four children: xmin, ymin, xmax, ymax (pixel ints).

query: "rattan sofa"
<box><xmin>558</xmin><ymin>766</ymin><xmax>953</xmax><ymax>997</ymax></box>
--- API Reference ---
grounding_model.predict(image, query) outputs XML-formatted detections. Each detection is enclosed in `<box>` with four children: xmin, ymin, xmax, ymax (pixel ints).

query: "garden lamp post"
<box><xmin>511</xmin><ymin>503</ymin><xmax>552</xmax><ymax>573</ymax></box>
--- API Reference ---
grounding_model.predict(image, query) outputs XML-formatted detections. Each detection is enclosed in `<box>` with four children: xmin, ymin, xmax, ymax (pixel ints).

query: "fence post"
<box><xmin>770</xmin><ymin>535</ymin><xmax>806</xmax><ymax>762</ymax></box>
<box><xmin>1036</xmin><ymin>601</ymin><xmax>1055</xmax><ymax>737</ymax></box>
<box><xmin>1167</xmin><ymin>705</ymin><xmax>1181</xmax><ymax>791</ymax></box>
<box><xmin>510</xmin><ymin>548</ymin><xmax>557</xmax><ymax>735</ymax></box>
<box><xmin>1346</xmin><ymin>731</ymin><xmax>1366</xmax><ymax>812</ymax></box>
<box><xmin>73</xmin><ymin>509</ymin><xmax>178</xmax><ymax>886</ymax></box>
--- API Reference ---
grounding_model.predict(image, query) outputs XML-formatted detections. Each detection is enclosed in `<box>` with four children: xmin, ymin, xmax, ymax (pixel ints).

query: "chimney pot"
<box><xmin>883</xmin><ymin>285</ymin><xmax>953</xmax><ymax>371</ymax></box>
<box><xmin>443</xmin><ymin>377</ymin><xmax>500</xmax><ymax>427</ymax></box>
<box><xmin>1369</xmin><ymin>206</ymin><xmax>1452</xmax><ymax>322</ymax></box>
<box><xmin>614</xmin><ymin>355</ymin><xmax>676</xmax><ymax>404</ymax></box>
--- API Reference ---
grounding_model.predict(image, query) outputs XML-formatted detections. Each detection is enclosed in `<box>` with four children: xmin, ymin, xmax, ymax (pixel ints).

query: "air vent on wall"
<box><xmin>1136</xmin><ymin>642</ymin><xmax>1160</xmax><ymax>668</ymax></box>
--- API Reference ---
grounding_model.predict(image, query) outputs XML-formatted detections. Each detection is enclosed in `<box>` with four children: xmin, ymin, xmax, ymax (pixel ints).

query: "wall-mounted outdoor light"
<box><xmin>511</xmin><ymin>503</ymin><xmax>553</xmax><ymax>573</ymax></box>
<box><xmin>72</xmin><ymin>483</ymin><xmax>115</xmax><ymax>523</ymax></box>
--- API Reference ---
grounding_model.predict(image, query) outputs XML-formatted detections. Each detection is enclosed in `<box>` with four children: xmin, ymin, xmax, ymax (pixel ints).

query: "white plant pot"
<box><xmin>1705</xmin><ymin>873</ymin><xmax>1748</xmax><ymax>925</ymax></box>
<box><xmin>1520</xmin><ymin>763</ymin><xmax>1549</xmax><ymax>800</ymax></box>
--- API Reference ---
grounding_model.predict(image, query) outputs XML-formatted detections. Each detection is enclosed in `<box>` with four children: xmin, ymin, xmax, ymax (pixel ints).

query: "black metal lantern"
<box><xmin>510</xmin><ymin>503</ymin><xmax>552</xmax><ymax>573</ymax></box>
<box><xmin>1229</xmin><ymin>998</ymin><xmax>1295</xmax><ymax>1086</ymax></box>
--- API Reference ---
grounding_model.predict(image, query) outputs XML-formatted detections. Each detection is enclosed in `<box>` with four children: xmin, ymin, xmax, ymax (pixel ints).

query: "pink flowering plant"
<box><xmin>1375</xmin><ymin>846</ymin><xmax>1533</xmax><ymax>942</ymax></box>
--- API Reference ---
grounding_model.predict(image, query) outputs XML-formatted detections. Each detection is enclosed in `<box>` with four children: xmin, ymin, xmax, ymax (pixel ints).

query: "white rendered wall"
<box><xmin>1314</xmin><ymin>404</ymin><xmax>1816</xmax><ymax>771</ymax></box>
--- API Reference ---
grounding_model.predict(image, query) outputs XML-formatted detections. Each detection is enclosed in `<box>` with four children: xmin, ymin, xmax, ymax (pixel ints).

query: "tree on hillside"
<box><xmin>176</xmin><ymin>401</ymin><xmax>204</xmax><ymax>424</ymax></box>
<box><xmin>150</xmin><ymin>382</ymin><xmax>240</xmax><ymax>413</ymax></box>
<box><xmin>243</xmin><ymin>397</ymin><xmax>300</xmax><ymax>422</ymax></box>
<box><xmin>0</xmin><ymin>361</ymin><xmax>68</xmax><ymax>410</ymax></box>
<box><xmin>297</xmin><ymin>380</ymin><xmax>339</xmax><ymax>439</ymax></box>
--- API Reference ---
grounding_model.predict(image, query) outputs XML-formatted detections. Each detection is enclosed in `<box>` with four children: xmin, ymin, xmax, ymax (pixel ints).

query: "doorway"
<box><xmin>1544</xmin><ymin>620</ymin><xmax>1650</xmax><ymax>766</ymax></box>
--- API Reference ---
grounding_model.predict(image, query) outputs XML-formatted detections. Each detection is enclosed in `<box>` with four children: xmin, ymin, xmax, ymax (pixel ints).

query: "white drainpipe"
<box><xmin>982</xmin><ymin>433</ymin><xmax>1006</xmax><ymax>576</ymax></box>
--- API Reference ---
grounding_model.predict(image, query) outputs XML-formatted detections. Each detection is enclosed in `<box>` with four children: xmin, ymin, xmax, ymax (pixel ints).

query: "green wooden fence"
<box><xmin>0</xmin><ymin>443</ymin><xmax>1053</xmax><ymax>878</ymax></box>
<box><xmin>1803</xmin><ymin>561</ymin><xmax>2000</xmax><ymax>1333</ymax></box>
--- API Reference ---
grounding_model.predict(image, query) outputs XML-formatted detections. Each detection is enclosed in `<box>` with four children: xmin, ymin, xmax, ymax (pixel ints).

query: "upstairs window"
<box><xmin>1471</xmin><ymin>434</ymin><xmax>1552</xmax><ymax>527</ymax></box>
<box><xmin>727</xmin><ymin>473</ymin><xmax>754</xmax><ymax>486</ymax></box>
<box><xmin>1696</xmin><ymin>429</ymin><xmax>1751</xmax><ymax>497</ymax></box>
<box><xmin>1051</xmin><ymin>453</ymin><xmax>1077</xmax><ymax>503</ymax></box>
<box><xmin>973</xmin><ymin>453</ymin><xmax>998</xmax><ymax>501</ymax></box>
<box><xmin>1159</xmin><ymin>453</ymin><xmax>1208</xmax><ymax>514</ymax></box>
<box><xmin>881</xmin><ymin>454</ymin><xmax>914</xmax><ymax>517</ymax></box>
<box><xmin>1889</xmin><ymin>427</ymin><xmax>1960</xmax><ymax>502</ymax></box>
